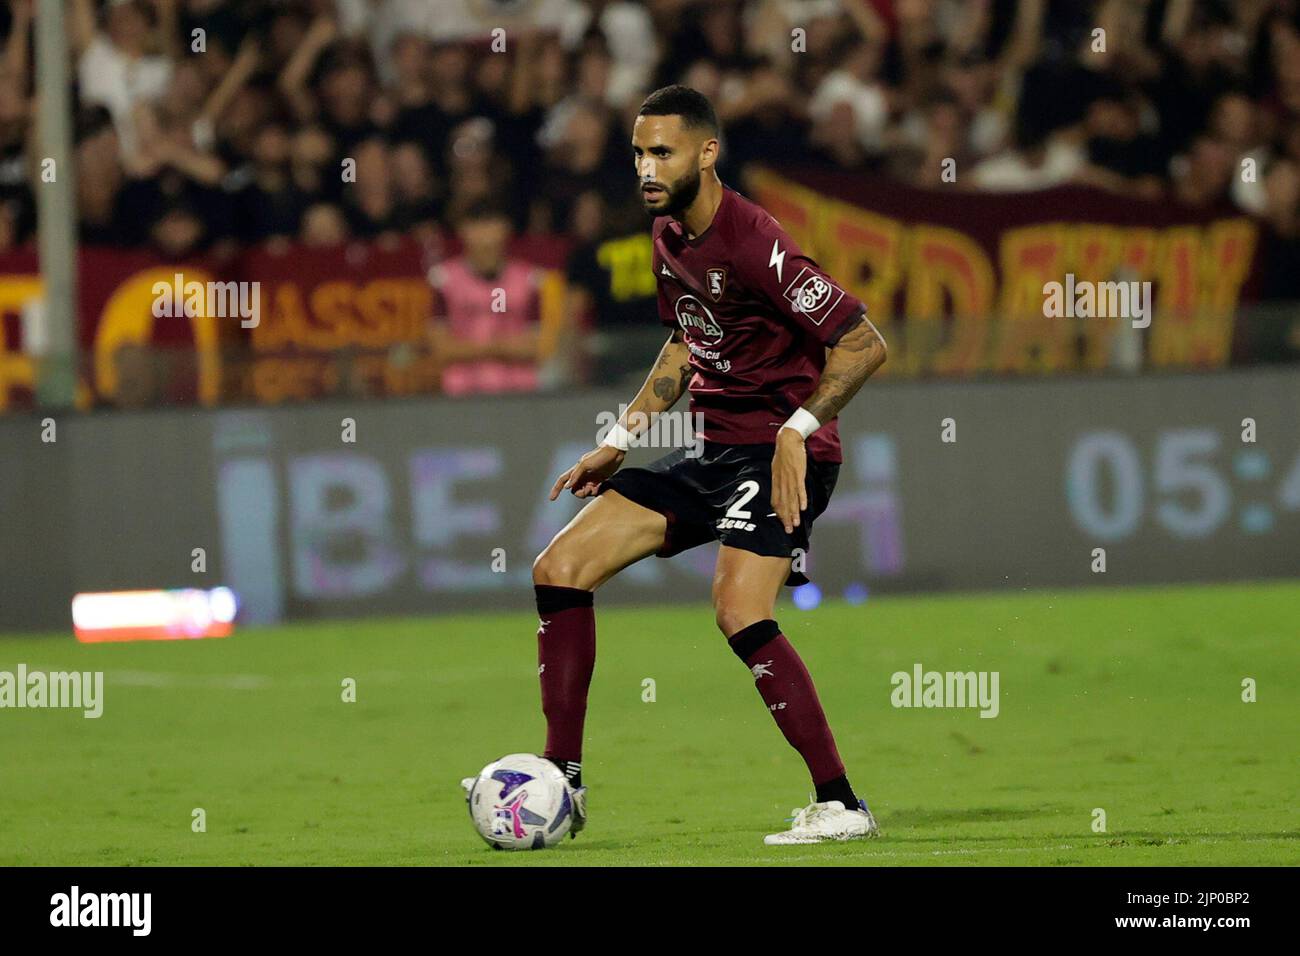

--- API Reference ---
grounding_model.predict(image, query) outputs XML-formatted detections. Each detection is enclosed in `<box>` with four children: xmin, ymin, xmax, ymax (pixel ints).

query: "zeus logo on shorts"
<box><xmin>783</xmin><ymin>267</ymin><xmax>845</xmax><ymax>325</ymax></box>
<box><xmin>716</xmin><ymin>517</ymin><xmax>756</xmax><ymax>532</ymax></box>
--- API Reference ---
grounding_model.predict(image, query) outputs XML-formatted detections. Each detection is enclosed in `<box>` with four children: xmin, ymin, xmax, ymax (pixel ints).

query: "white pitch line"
<box><xmin>107</xmin><ymin>670</ymin><xmax>272</xmax><ymax>690</ymax></box>
<box><xmin>758</xmin><ymin>834</ymin><xmax>1291</xmax><ymax>863</ymax></box>
<box><xmin>104</xmin><ymin>670</ymin><xmax>415</xmax><ymax>690</ymax></box>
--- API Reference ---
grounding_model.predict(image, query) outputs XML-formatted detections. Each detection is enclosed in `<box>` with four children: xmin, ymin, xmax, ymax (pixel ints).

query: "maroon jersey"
<box><xmin>652</xmin><ymin>186</ymin><xmax>865</xmax><ymax>463</ymax></box>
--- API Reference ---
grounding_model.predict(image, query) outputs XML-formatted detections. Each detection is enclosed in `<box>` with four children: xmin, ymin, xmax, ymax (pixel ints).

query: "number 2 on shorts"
<box><xmin>725</xmin><ymin>479</ymin><xmax>761</xmax><ymax>520</ymax></box>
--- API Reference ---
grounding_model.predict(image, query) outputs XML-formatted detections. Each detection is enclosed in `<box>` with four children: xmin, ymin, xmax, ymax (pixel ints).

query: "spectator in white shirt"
<box><xmin>72</xmin><ymin>0</ymin><xmax>175</xmax><ymax>162</ymax></box>
<box><xmin>809</xmin><ymin>39</ymin><xmax>890</xmax><ymax>154</ymax></box>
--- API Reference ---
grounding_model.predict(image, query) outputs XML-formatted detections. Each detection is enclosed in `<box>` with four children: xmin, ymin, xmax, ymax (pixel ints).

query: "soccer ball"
<box><xmin>466</xmin><ymin>753</ymin><xmax>574</xmax><ymax>850</ymax></box>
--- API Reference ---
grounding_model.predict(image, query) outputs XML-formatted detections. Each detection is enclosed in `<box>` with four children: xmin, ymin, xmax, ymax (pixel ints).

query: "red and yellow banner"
<box><xmin>748</xmin><ymin>167</ymin><xmax>1260</xmax><ymax>377</ymax></box>
<box><xmin>0</xmin><ymin>176</ymin><xmax>1271</xmax><ymax>410</ymax></box>
<box><xmin>0</xmin><ymin>237</ymin><xmax>569</xmax><ymax>410</ymax></box>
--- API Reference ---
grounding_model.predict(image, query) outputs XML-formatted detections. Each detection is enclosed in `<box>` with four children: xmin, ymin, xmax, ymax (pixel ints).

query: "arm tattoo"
<box><xmin>639</xmin><ymin>331</ymin><xmax>692</xmax><ymax>410</ymax></box>
<box><xmin>653</xmin><ymin>376</ymin><xmax>679</xmax><ymax>402</ymax></box>
<box><xmin>653</xmin><ymin>347</ymin><xmax>673</xmax><ymax>372</ymax></box>
<box><xmin>802</xmin><ymin>316</ymin><xmax>887</xmax><ymax>425</ymax></box>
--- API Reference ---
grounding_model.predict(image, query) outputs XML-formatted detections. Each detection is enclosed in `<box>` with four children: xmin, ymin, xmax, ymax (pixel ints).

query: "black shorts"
<box><xmin>598</xmin><ymin>441</ymin><xmax>839</xmax><ymax>586</ymax></box>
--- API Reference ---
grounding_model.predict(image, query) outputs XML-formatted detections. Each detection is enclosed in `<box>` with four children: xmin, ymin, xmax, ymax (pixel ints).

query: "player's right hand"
<box><xmin>549</xmin><ymin>445</ymin><xmax>626</xmax><ymax>500</ymax></box>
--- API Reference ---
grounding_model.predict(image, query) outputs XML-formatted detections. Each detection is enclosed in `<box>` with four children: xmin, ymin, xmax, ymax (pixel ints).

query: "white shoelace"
<box><xmin>787</xmin><ymin>797</ymin><xmax>829</xmax><ymax>831</ymax></box>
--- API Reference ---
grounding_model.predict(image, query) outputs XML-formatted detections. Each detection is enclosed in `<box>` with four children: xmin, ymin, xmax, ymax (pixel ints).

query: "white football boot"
<box><xmin>567</xmin><ymin>784</ymin><xmax>587</xmax><ymax>839</ymax></box>
<box><xmin>763</xmin><ymin>797</ymin><xmax>880</xmax><ymax>845</ymax></box>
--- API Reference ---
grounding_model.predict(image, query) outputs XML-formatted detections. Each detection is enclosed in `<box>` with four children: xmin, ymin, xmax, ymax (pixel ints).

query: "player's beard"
<box><xmin>644</xmin><ymin>167</ymin><xmax>702</xmax><ymax>217</ymax></box>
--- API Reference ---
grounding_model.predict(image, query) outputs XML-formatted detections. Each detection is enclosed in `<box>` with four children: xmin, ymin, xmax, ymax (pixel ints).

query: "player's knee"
<box><xmin>532</xmin><ymin>543</ymin><xmax>585</xmax><ymax>589</ymax></box>
<box><xmin>714</xmin><ymin>601</ymin><xmax>765</xmax><ymax>640</ymax></box>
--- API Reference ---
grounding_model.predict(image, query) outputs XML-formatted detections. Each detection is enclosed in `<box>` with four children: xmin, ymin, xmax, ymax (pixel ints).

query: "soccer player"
<box><xmin>471</xmin><ymin>85</ymin><xmax>888</xmax><ymax>844</ymax></box>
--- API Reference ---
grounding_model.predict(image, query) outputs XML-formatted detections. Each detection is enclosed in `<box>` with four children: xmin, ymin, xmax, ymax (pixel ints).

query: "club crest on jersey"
<box><xmin>782</xmin><ymin>267</ymin><xmax>845</xmax><ymax>325</ymax></box>
<box><xmin>706</xmin><ymin>268</ymin><xmax>726</xmax><ymax>301</ymax></box>
<box><xmin>674</xmin><ymin>294</ymin><xmax>723</xmax><ymax>346</ymax></box>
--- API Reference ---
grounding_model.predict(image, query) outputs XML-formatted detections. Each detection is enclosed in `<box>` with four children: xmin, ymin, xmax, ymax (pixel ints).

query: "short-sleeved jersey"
<box><xmin>652</xmin><ymin>186</ymin><xmax>866</xmax><ymax>463</ymax></box>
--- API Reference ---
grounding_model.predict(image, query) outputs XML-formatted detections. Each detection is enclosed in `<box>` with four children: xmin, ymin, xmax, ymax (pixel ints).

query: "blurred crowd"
<box><xmin>1</xmin><ymin>0</ymin><xmax>1300</xmax><ymax>258</ymax></box>
<box><xmin>1</xmin><ymin>0</ymin><xmax>1299</xmax><ymax>404</ymax></box>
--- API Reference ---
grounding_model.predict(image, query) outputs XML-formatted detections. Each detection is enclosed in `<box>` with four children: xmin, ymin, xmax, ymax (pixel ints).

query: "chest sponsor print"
<box><xmin>674</xmin><ymin>294</ymin><xmax>724</xmax><ymax>347</ymax></box>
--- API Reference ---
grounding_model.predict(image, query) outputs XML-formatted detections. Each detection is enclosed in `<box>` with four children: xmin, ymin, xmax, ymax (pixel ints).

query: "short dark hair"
<box><xmin>637</xmin><ymin>85</ymin><xmax>719</xmax><ymax>137</ymax></box>
<box><xmin>458</xmin><ymin>198</ymin><xmax>511</xmax><ymax>227</ymax></box>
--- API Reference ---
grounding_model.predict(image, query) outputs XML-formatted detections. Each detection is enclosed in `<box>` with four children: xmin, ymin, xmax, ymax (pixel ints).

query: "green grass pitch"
<box><xmin>1</xmin><ymin>582</ymin><xmax>1296</xmax><ymax>866</ymax></box>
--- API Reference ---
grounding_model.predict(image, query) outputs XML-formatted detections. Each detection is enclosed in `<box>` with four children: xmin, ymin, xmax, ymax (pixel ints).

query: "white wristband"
<box><xmin>779</xmin><ymin>407</ymin><xmax>821</xmax><ymax>441</ymax></box>
<box><xmin>602</xmin><ymin>422</ymin><xmax>633</xmax><ymax>452</ymax></box>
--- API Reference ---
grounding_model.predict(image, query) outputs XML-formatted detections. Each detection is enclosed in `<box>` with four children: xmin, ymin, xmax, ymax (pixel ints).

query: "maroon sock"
<box><xmin>535</xmin><ymin>585</ymin><xmax>596</xmax><ymax>771</ymax></box>
<box><xmin>728</xmin><ymin>619</ymin><xmax>849</xmax><ymax>788</ymax></box>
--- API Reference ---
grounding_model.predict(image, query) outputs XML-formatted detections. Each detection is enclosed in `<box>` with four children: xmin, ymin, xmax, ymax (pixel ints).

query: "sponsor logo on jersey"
<box><xmin>674</xmin><ymin>294</ymin><xmax>723</xmax><ymax>346</ymax></box>
<box><xmin>688</xmin><ymin>344</ymin><xmax>722</xmax><ymax>360</ymax></box>
<box><xmin>783</xmin><ymin>267</ymin><xmax>845</xmax><ymax>325</ymax></box>
<box><xmin>706</xmin><ymin>268</ymin><xmax>726</xmax><ymax>301</ymax></box>
<box><xmin>659</xmin><ymin>263</ymin><xmax>677</xmax><ymax>280</ymax></box>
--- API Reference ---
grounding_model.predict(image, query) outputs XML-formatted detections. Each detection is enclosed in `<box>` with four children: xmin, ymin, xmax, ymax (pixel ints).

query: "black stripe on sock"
<box><xmin>534</xmin><ymin>584</ymin><xmax>594</xmax><ymax>615</ymax></box>
<box><xmin>727</xmin><ymin>618</ymin><xmax>782</xmax><ymax>661</ymax></box>
<box><xmin>546</xmin><ymin>756</ymin><xmax>583</xmax><ymax>789</ymax></box>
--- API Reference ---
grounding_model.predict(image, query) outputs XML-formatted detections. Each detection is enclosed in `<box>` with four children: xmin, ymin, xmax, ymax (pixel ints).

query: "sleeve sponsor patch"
<box><xmin>782</xmin><ymin>267</ymin><xmax>845</xmax><ymax>325</ymax></box>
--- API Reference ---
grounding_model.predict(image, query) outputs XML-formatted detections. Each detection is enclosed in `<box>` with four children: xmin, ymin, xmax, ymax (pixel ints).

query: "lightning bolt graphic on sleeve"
<box><xmin>768</xmin><ymin>239</ymin><xmax>785</xmax><ymax>282</ymax></box>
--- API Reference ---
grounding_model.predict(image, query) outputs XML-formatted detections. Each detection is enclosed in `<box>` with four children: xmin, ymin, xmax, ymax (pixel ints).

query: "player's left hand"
<box><xmin>771</xmin><ymin>429</ymin><xmax>808</xmax><ymax>534</ymax></box>
<box><xmin>549</xmin><ymin>444</ymin><xmax>625</xmax><ymax>501</ymax></box>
